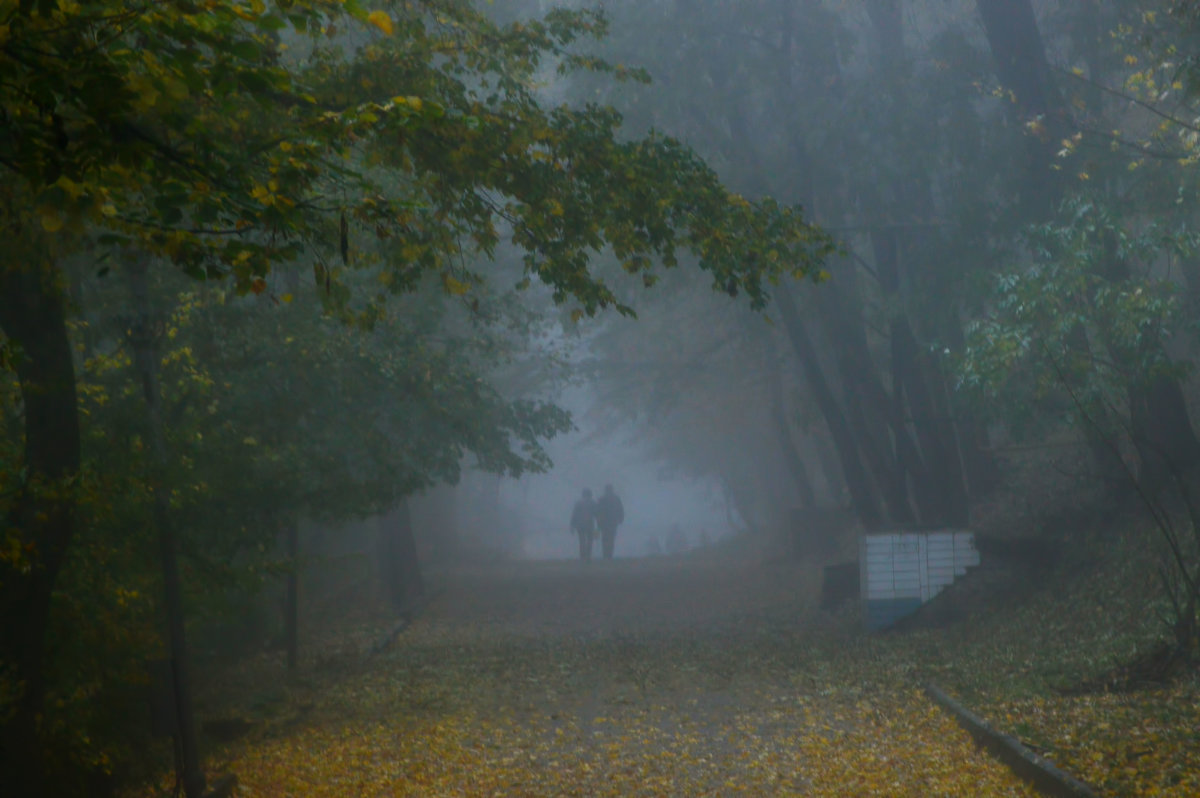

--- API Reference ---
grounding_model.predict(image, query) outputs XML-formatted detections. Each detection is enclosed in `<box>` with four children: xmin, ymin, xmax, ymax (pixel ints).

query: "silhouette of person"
<box><xmin>595</xmin><ymin>484</ymin><xmax>625</xmax><ymax>560</ymax></box>
<box><xmin>570</xmin><ymin>488</ymin><xmax>597</xmax><ymax>561</ymax></box>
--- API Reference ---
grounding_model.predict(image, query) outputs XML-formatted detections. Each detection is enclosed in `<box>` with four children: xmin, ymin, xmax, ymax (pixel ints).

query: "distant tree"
<box><xmin>973</xmin><ymin>0</ymin><xmax>1200</xmax><ymax>484</ymax></box>
<box><xmin>574</xmin><ymin>0</ymin><xmax>1001</xmax><ymax>530</ymax></box>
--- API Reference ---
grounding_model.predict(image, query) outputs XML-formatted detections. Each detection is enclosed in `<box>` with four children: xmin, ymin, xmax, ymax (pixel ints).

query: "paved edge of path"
<box><xmin>923</xmin><ymin>683</ymin><xmax>1099</xmax><ymax>798</ymax></box>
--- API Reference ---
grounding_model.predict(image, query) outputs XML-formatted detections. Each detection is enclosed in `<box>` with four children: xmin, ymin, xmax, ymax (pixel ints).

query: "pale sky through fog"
<box><xmin>504</xmin><ymin>387</ymin><xmax>735</xmax><ymax>560</ymax></box>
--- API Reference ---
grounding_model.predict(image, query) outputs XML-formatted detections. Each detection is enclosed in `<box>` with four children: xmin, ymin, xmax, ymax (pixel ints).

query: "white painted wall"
<box><xmin>860</xmin><ymin>531</ymin><xmax>980</xmax><ymax>603</ymax></box>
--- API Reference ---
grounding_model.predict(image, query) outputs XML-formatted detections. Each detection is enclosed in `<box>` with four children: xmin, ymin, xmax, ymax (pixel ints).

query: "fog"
<box><xmin>5</xmin><ymin>0</ymin><xmax>1200</xmax><ymax>794</ymax></box>
<box><xmin>502</xmin><ymin>387</ymin><xmax>735</xmax><ymax>560</ymax></box>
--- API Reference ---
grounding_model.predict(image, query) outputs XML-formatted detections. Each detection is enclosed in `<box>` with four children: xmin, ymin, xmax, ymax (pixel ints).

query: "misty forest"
<box><xmin>6</xmin><ymin>0</ymin><xmax>1200</xmax><ymax>796</ymax></box>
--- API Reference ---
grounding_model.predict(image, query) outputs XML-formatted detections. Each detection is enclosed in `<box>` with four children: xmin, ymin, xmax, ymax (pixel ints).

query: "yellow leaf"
<box><xmin>55</xmin><ymin>175</ymin><xmax>84</xmax><ymax>199</ymax></box>
<box><xmin>39</xmin><ymin>206</ymin><xmax>64</xmax><ymax>232</ymax></box>
<box><xmin>367</xmin><ymin>10</ymin><xmax>394</xmax><ymax>35</ymax></box>
<box><xmin>442</xmin><ymin>273</ymin><xmax>470</xmax><ymax>295</ymax></box>
<box><xmin>281</xmin><ymin>293</ymin><xmax>294</xmax><ymax>304</ymax></box>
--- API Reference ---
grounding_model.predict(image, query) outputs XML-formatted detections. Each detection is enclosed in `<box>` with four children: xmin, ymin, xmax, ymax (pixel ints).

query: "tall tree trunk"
<box><xmin>976</xmin><ymin>0</ymin><xmax>1066</xmax><ymax>214</ymax></box>
<box><xmin>378</xmin><ymin>501</ymin><xmax>423</xmax><ymax>609</ymax></box>
<box><xmin>937</xmin><ymin>317</ymin><xmax>1001</xmax><ymax>495</ymax></box>
<box><xmin>423</xmin><ymin>485</ymin><xmax>459</xmax><ymax>564</ymax></box>
<box><xmin>811</xmin><ymin>426</ymin><xmax>849</xmax><ymax>504</ymax></box>
<box><xmin>765</xmin><ymin>335</ymin><xmax>816</xmax><ymax>508</ymax></box>
<box><xmin>871</xmin><ymin>227</ymin><xmax>946</xmax><ymax>523</ymax></box>
<box><xmin>0</xmin><ymin>262</ymin><xmax>80</xmax><ymax>797</ymax></box>
<box><xmin>1097</xmin><ymin>239</ymin><xmax>1200</xmax><ymax>485</ymax></box>
<box><xmin>866</xmin><ymin>1</ymin><xmax>971</xmax><ymax>526</ymax></box>
<box><xmin>776</xmin><ymin>286</ymin><xmax>883</xmax><ymax>529</ymax></box>
<box><xmin>893</xmin><ymin>319</ymin><xmax>970</xmax><ymax>525</ymax></box>
<box><xmin>127</xmin><ymin>261</ymin><xmax>205</xmax><ymax>798</ymax></box>
<box><xmin>283</xmin><ymin>519</ymin><xmax>300</xmax><ymax>675</ymax></box>
<box><xmin>815</xmin><ymin>282</ymin><xmax>917</xmax><ymax>524</ymax></box>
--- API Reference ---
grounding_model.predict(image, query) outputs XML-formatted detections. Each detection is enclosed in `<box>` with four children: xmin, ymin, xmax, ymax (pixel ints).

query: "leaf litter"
<box><xmin>140</xmin><ymin>557</ymin><xmax>1041</xmax><ymax>797</ymax></box>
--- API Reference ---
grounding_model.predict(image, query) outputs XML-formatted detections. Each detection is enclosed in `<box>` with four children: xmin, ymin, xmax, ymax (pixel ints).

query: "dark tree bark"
<box><xmin>976</xmin><ymin>0</ymin><xmax>1066</xmax><ymax>213</ymax></box>
<box><xmin>0</xmin><ymin>263</ymin><xmax>80</xmax><ymax>797</ymax></box>
<box><xmin>776</xmin><ymin>286</ymin><xmax>883</xmax><ymax>529</ymax></box>
<box><xmin>936</xmin><ymin>317</ymin><xmax>1001</xmax><ymax>495</ymax></box>
<box><xmin>283</xmin><ymin>519</ymin><xmax>300</xmax><ymax>675</ymax></box>
<box><xmin>870</xmin><ymin>228</ymin><xmax>949</xmax><ymax>523</ymax></box>
<box><xmin>892</xmin><ymin>320</ymin><xmax>970</xmax><ymax>525</ymax></box>
<box><xmin>814</xmin><ymin>282</ymin><xmax>918</xmax><ymax>525</ymax></box>
<box><xmin>378</xmin><ymin>501</ymin><xmax>423</xmax><ymax>609</ymax></box>
<box><xmin>976</xmin><ymin>0</ymin><xmax>1060</xmax><ymax>119</ymax></box>
<box><xmin>765</xmin><ymin>335</ymin><xmax>816</xmax><ymax>508</ymax></box>
<box><xmin>1096</xmin><ymin>237</ymin><xmax>1200</xmax><ymax>485</ymax></box>
<box><xmin>865</xmin><ymin>2</ymin><xmax>972</xmax><ymax>526</ymax></box>
<box><xmin>423</xmin><ymin>486</ymin><xmax>459</xmax><ymax>564</ymax></box>
<box><xmin>811</xmin><ymin>426</ymin><xmax>849</xmax><ymax>502</ymax></box>
<box><xmin>127</xmin><ymin>261</ymin><xmax>205</xmax><ymax>798</ymax></box>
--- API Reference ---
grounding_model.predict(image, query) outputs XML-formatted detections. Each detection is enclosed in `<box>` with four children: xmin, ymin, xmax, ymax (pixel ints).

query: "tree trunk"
<box><xmin>1130</xmin><ymin>373</ymin><xmax>1200</xmax><ymax>487</ymax></box>
<box><xmin>976</xmin><ymin>0</ymin><xmax>1066</xmax><ymax>213</ymax></box>
<box><xmin>976</xmin><ymin>0</ymin><xmax>1060</xmax><ymax>119</ymax></box>
<box><xmin>815</xmin><ymin>282</ymin><xmax>917</xmax><ymax>524</ymax></box>
<box><xmin>1097</xmin><ymin>240</ymin><xmax>1200</xmax><ymax>485</ymax></box>
<box><xmin>127</xmin><ymin>261</ymin><xmax>205</xmax><ymax>798</ymax></box>
<box><xmin>765</xmin><ymin>335</ymin><xmax>816</xmax><ymax>508</ymax></box>
<box><xmin>937</xmin><ymin>316</ymin><xmax>1001</xmax><ymax>496</ymax></box>
<box><xmin>423</xmin><ymin>485</ymin><xmax>459</xmax><ymax>564</ymax></box>
<box><xmin>0</xmin><ymin>262</ymin><xmax>80</xmax><ymax>797</ymax></box>
<box><xmin>811</xmin><ymin>427</ymin><xmax>849</xmax><ymax>504</ymax></box>
<box><xmin>893</xmin><ymin>319</ymin><xmax>970</xmax><ymax>525</ymax></box>
<box><xmin>866</xmin><ymin>2</ymin><xmax>971</xmax><ymax>527</ymax></box>
<box><xmin>776</xmin><ymin>286</ymin><xmax>883</xmax><ymax>529</ymax></box>
<box><xmin>283</xmin><ymin>519</ymin><xmax>299</xmax><ymax>675</ymax></box>
<box><xmin>378</xmin><ymin>501</ymin><xmax>423</xmax><ymax>609</ymax></box>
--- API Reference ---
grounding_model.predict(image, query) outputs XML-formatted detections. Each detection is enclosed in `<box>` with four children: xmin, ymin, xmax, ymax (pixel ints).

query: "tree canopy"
<box><xmin>0</xmin><ymin>1</ymin><xmax>835</xmax><ymax>792</ymax></box>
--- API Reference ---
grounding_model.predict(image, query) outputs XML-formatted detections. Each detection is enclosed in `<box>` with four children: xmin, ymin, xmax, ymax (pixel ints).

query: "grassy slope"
<box><xmin>900</xmin><ymin>517</ymin><xmax>1200</xmax><ymax>797</ymax></box>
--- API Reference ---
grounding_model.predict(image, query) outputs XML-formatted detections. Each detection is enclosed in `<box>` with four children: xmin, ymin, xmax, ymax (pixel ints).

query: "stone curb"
<box><xmin>924</xmin><ymin>683</ymin><xmax>1098</xmax><ymax>798</ymax></box>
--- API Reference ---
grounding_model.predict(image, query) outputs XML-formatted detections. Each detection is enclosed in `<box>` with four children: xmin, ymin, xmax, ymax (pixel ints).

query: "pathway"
<box><xmin>209</xmin><ymin>554</ymin><xmax>1036</xmax><ymax>796</ymax></box>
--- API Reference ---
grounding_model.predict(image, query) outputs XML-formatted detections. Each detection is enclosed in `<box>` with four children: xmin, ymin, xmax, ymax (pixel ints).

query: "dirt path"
<box><xmin>204</xmin><ymin>555</ymin><xmax>1037</xmax><ymax>796</ymax></box>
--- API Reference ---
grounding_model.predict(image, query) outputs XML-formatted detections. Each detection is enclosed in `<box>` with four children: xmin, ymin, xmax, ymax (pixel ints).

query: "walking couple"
<box><xmin>569</xmin><ymin>485</ymin><xmax>624</xmax><ymax>561</ymax></box>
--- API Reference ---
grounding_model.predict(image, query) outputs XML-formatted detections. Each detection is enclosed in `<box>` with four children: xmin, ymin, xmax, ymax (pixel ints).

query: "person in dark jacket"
<box><xmin>570</xmin><ymin>488</ymin><xmax>597</xmax><ymax>561</ymax></box>
<box><xmin>595</xmin><ymin>484</ymin><xmax>625</xmax><ymax>560</ymax></box>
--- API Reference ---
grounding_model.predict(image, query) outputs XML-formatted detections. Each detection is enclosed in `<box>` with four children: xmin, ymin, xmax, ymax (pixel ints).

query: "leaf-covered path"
<box><xmin>205</xmin><ymin>556</ymin><xmax>1036</xmax><ymax>796</ymax></box>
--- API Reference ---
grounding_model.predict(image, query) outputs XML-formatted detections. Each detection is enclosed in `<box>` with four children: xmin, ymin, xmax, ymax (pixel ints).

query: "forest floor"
<box><xmin>140</xmin><ymin>534</ymin><xmax>1199</xmax><ymax>797</ymax></box>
